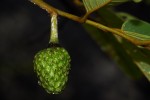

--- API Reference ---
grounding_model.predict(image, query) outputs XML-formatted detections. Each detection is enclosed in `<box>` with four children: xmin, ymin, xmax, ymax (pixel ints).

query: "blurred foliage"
<box><xmin>83</xmin><ymin>8</ymin><xmax>143</xmax><ymax>80</ymax></box>
<box><xmin>145</xmin><ymin>0</ymin><xmax>150</xmax><ymax>4</ymax></box>
<box><xmin>81</xmin><ymin>0</ymin><xmax>150</xmax><ymax>81</ymax></box>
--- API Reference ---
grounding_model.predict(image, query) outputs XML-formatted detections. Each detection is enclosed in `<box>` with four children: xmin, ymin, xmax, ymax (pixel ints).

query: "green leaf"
<box><xmin>123</xmin><ymin>44</ymin><xmax>150</xmax><ymax>81</ymax></box>
<box><xmin>83</xmin><ymin>8</ymin><xmax>143</xmax><ymax>80</ymax></box>
<box><xmin>82</xmin><ymin>0</ymin><xmax>111</xmax><ymax>13</ymax></box>
<box><xmin>82</xmin><ymin>0</ymin><xmax>142</xmax><ymax>17</ymax></box>
<box><xmin>107</xmin><ymin>0</ymin><xmax>142</xmax><ymax>6</ymax></box>
<box><xmin>109</xmin><ymin>0</ymin><xmax>129</xmax><ymax>5</ymax></box>
<box><xmin>111</xmin><ymin>0</ymin><xmax>142</xmax><ymax>3</ymax></box>
<box><xmin>97</xmin><ymin>9</ymin><xmax>150</xmax><ymax>81</ymax></box>
<box><xmin>135</xmin><ymin>61</ymin><xmax>150</xmax><ymax>80</ymax></box>
<box><xmin>84</xmin><ymin>8</ymin><xmax>150</xmax><ymax>81</ymax></box>
<box><xmin>116</xmin><ymin>12</ymin><xmax>138</xmax><ymax>20</ymax></box>
<box><xmin>133</xmin><ymin>0</ymin><xmax>142</xmax><ymax>3</ymax></box>
<box><xmin>122</xmin><ymin>19</ymin><xmax>150</xmax><ymax>40</ymax></box>
<box><xmin>83</xmin><ymin>24</ymin><xmax>143</xmax><ymax>79</ymax></box>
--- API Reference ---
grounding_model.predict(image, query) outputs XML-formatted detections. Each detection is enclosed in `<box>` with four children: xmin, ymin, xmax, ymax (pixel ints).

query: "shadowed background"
<box><xmin>0</xmin><ymin>0</ymin><xmax>150</xmax><ymax>100</ymax></box>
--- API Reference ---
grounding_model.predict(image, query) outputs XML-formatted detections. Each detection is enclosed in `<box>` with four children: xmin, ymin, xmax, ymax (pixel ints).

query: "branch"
<box><xmin>30</xmin><ymin>0</ymin><xmax>150</xmax><ymax>46</ymax></box>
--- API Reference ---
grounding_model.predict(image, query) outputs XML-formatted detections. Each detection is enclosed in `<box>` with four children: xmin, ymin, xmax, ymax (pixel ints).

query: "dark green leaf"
<box><xmin>82</xmin><ymin>0</ymin><xmax>111</xmax><ymax>13</ymax></box>
<box><xmin>83</xmin><ymin>8</ymin><xmax>143</xmax><ymax>79</ymax></box>
<box><xmin>122</xmin><ymin>19</ymin><xmax>150</xmax><ymax>40</ymax></box>
<box><xmin>84</xmin><ymin>8</ymin><xmax>150</xmax><ymax>81</ymax></box>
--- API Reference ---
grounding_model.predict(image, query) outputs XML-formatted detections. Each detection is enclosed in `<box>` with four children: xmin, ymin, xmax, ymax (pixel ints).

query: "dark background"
<box><xmin>0</xmin><ymin>0</ymin><xmax>150</xmax><ymax>100</ymax></box>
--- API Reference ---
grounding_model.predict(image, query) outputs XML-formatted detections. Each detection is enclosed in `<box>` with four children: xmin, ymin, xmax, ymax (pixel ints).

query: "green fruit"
<box><xmin>33</xmin><ymin>47</ymin><xmax>71</xmax><ymax>94</ymax></box>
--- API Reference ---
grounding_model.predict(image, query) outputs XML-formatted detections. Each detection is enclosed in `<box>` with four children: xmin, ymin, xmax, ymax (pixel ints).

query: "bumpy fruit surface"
<box><xmin>33</xmin><ymin>47</ymin><xmax>71</xmax><ymax>94</ymax></box>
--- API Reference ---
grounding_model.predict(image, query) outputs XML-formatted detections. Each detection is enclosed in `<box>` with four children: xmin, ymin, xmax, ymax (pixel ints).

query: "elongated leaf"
<box><xmin>111</xmin><ymin>0</ymin><xmax>142</xmax><ymax>3</ymax></box>
<box><xmin>83</xmin><ymin>8</ymin><xmax>143</xmax><ymax>80</ymax></box>
<box><xmin>82</xmin><ymin>0</ymin><xmax>111</xmax><ymax>13</ymax></box>
<box><xmin>83</xmin><ymin>0</ymin><xmax>142</xmax><ymax>14</ymax></box>
<box><xmin>83</xmin><ymin>24</ymin><xmax>143</xmax><ymax>79</ymax></box>
<box><xmin>98</xmin><ymin>9</ymin><xmax>150</xmax><ymax>81</ymax></box>
<box><xmin>135</xmin><ymin>61</ymin><xmax>150</xmax><ymax>80</ymax></box>
<box><xmin>108</xmin><ymin>0</ymin><xmax>142</xmax><ymax>6</ymax></box>
<box><xmin>133</xmin><ymin>0</ymin><xmax>142</xmax><ymax>3</ymax></box>
<box><xmin>109</xmin><ymin>0</ymin><xmax>129</xmax><ymax>5</ymax></box>
<box><xmin>122</xmin><ymin>19</ymin><xmax>150</xmax><ymax>40</ymax></box>
<box><xmin>84</xmin><ymin>8</ymin><xmax>150</xmax><ymax>81</ymax></box>
<box><xmin>97</xmin><ymin>9</ymin><xmax>150</xmax><ymax>81</ymax></box>
<box><xmin>123</xmin><ymin>43</ymin><xmax>150</xmax><ymax>81</ymax></box>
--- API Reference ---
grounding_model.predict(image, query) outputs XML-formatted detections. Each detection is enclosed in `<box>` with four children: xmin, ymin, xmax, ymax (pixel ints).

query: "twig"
<box><xmin>30</xmin><ymin>0</ymin><xmax>150</xmax><ymax>46</ymax></box>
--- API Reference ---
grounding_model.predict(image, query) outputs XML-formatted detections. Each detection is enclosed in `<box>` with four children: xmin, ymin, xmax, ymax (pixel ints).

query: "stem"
<box><xmin>30</xmin><ymin>0</ymin><xmax>150</xmax><ymax>46</ymax></box>
<box><xmin>86</xmin><ymin>20</ymin><xmax>150</xmax><ymax>45</ymax></box>
<box><xmin>30</xmin><ymin>0</ymin><xmax>57</xmax><ymax>13</ymax></box>
<box><xmin>50</xmin><ymin>14</ymin><xmax>59</xmax><ymax>44</ymax></box>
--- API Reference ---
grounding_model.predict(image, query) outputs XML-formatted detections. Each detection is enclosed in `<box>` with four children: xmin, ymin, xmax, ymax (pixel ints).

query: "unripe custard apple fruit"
<box><xmin>33</xmin><ymin>47</ymin><xmax>71</xmax><ymax>94</ymax></box>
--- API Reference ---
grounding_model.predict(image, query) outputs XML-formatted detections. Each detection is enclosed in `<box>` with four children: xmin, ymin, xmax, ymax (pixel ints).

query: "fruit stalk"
<box><xmin>33</xmin><ymin>13</ymin><xmax>71</xmax><ymax>94</ymax></box>
<box><xmin>50</xmin><ymin>14</ymin><xmax>59</xmax><ymax>44</ymax></box>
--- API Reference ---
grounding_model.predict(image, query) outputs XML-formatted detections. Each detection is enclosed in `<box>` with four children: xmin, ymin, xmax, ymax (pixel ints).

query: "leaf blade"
<box><xmin>84</xmin><ymin>8</ymin><xmax>150</xmax><ymax>81</ymax></box>
<box><xmin>122</xmin><ymin>19</ymin><xmax>150</xmax><ymax>40</ymax></box>
<box><xmin>83</xmin><ymin>0</ymin><xmax>111</xmax><ymax>12</ymax></box>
